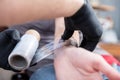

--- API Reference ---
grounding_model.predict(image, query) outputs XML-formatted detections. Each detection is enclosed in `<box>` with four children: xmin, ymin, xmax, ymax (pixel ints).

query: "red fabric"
<box><xmin>102</xmin><ymin>55</ymin><xmax>120</xmax><ymax>65</ymax></box>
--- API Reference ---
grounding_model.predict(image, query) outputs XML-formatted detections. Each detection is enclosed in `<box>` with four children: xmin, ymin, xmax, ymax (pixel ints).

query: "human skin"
<box><xmin>54</xmin><ymin>46</ymin><xmax>120</xmax><ymax>80</ymax></box>
<box><xmin>0</xmin><ymin>0</ymin><xmax>84</xmax><ymax>26</ymax></box>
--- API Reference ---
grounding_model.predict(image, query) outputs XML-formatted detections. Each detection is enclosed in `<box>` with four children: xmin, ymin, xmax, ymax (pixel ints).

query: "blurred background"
<box><xmin>90</xmin><ymin>0</ymin><xmax>120</xmax><ymax>60</ymax></box>
<box><xmin>0</xmin><ymin>0</ymin><xmax>120</xmax><ymax>80</ymax></box>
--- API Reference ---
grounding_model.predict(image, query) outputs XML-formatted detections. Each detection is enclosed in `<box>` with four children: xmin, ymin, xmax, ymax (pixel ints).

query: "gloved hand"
<box><xmin>0</xmin><ymin>29</ymin><xmax>20</xmax><ymax>71</ymax></box>
<box><xmin>62</xmin><ymin>0</ymin><xmax>103</xmax><ymax>51</ymax></box>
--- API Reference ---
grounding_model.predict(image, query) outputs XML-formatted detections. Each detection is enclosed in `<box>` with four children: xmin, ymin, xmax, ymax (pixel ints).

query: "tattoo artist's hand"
<box><xmin>62</xmin><ymin>0</ymin><xmax>103</xmax><ymax>51</ymax></box>
<box><xmin>54</xmin><ymin>47</ymin><xmax>120</xmax><ymax>80</ymax></box>
<box><xmin>0</xmin><ymin>29</ymin><xmax>20</xmax><ymax>71</ymax></box>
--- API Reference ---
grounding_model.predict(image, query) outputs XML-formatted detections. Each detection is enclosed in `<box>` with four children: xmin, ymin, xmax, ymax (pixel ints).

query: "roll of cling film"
<box><xmin>8</xmin><ymin>29</ymin><xmax>40</xmax><ymax>71</ymax></box>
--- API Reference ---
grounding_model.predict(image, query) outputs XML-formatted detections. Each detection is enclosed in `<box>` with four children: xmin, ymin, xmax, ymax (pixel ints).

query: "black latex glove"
<box><xmin>0</xmin><ymin>29</ymin><xmax>20</xmax><ymax>71</ymax></box>
<box><xmin>62</xmin><ymin>0</ymin><xmax>103</xmax><ymax>51</ymax></box>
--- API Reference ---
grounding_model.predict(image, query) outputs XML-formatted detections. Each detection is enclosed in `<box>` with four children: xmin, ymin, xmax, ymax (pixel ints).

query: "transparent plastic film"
<box><xmin>32</xmin><ymin>38</ymin><xmax>78</xmax><ymax>65</ymax></box>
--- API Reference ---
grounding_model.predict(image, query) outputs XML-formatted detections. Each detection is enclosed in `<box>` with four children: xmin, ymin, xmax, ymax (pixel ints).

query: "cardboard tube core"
<box><xmin>9</xmin><ymin>55</ymin><xmax>28</xmax><ymax>70</ymax></box>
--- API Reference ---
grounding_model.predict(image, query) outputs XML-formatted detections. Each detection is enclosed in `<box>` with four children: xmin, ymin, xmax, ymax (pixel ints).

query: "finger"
<box><xmin>62</xmin><ymin>18</ymin><xmax>74</xmax><ymax>40</ymax></box>
<box><xmin>95</xmin><ymin>56</ymin><xmax>120</xmax><ymax>80</ymax></box>
<box><xmin>5</xmin><ymin>29</ymin><xmax>20</xmax><ymax>43</ymax></box>
<box><xmin>62</xmin><ymin>29</ymin><xmax>74</xmax><ymax>40</ymax></box>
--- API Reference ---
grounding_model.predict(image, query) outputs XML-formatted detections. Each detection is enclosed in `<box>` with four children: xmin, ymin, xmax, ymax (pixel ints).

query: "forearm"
<box><xmin>0</xmin><ymin>0</ymin><xmax>84</xmax><ymax>26</ymax></box>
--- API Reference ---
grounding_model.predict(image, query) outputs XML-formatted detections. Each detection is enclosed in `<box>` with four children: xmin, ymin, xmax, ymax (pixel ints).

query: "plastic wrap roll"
<box><xmin>8</xmin><ymin>29</ymin><xmax>40</xmax><ymax>71</ymax></box>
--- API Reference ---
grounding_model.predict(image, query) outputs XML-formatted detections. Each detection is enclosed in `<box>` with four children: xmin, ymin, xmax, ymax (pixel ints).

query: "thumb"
<box><xmin>95</xmin><ymin>57</ymin><xmax>120</xmax><ymax>80</ymax></box>
<box><xmin>62</xmin><ymin>18</ymin><xmax>74</xmax><ymax>40</ymax></box>
<box><xmin>62</xmin><ymin>29</ymin><xmax>74</xmax><ymax>40</ymax></box>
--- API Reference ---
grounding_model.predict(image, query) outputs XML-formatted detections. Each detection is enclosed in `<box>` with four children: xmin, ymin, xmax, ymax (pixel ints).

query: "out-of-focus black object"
<box><xmin>11</xmin><ymin>72</ymin><xmax>29</xmax><ymax>80</ymax></box>
<box><xmin>62</xmin><ymin>0</ymin><xmax>103</xmax><ymax>51</ymax></box>
<box><xmin>0</xmin><ymin>29</ymin><xmax>20</xmax><ymax>71</ymax></box>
